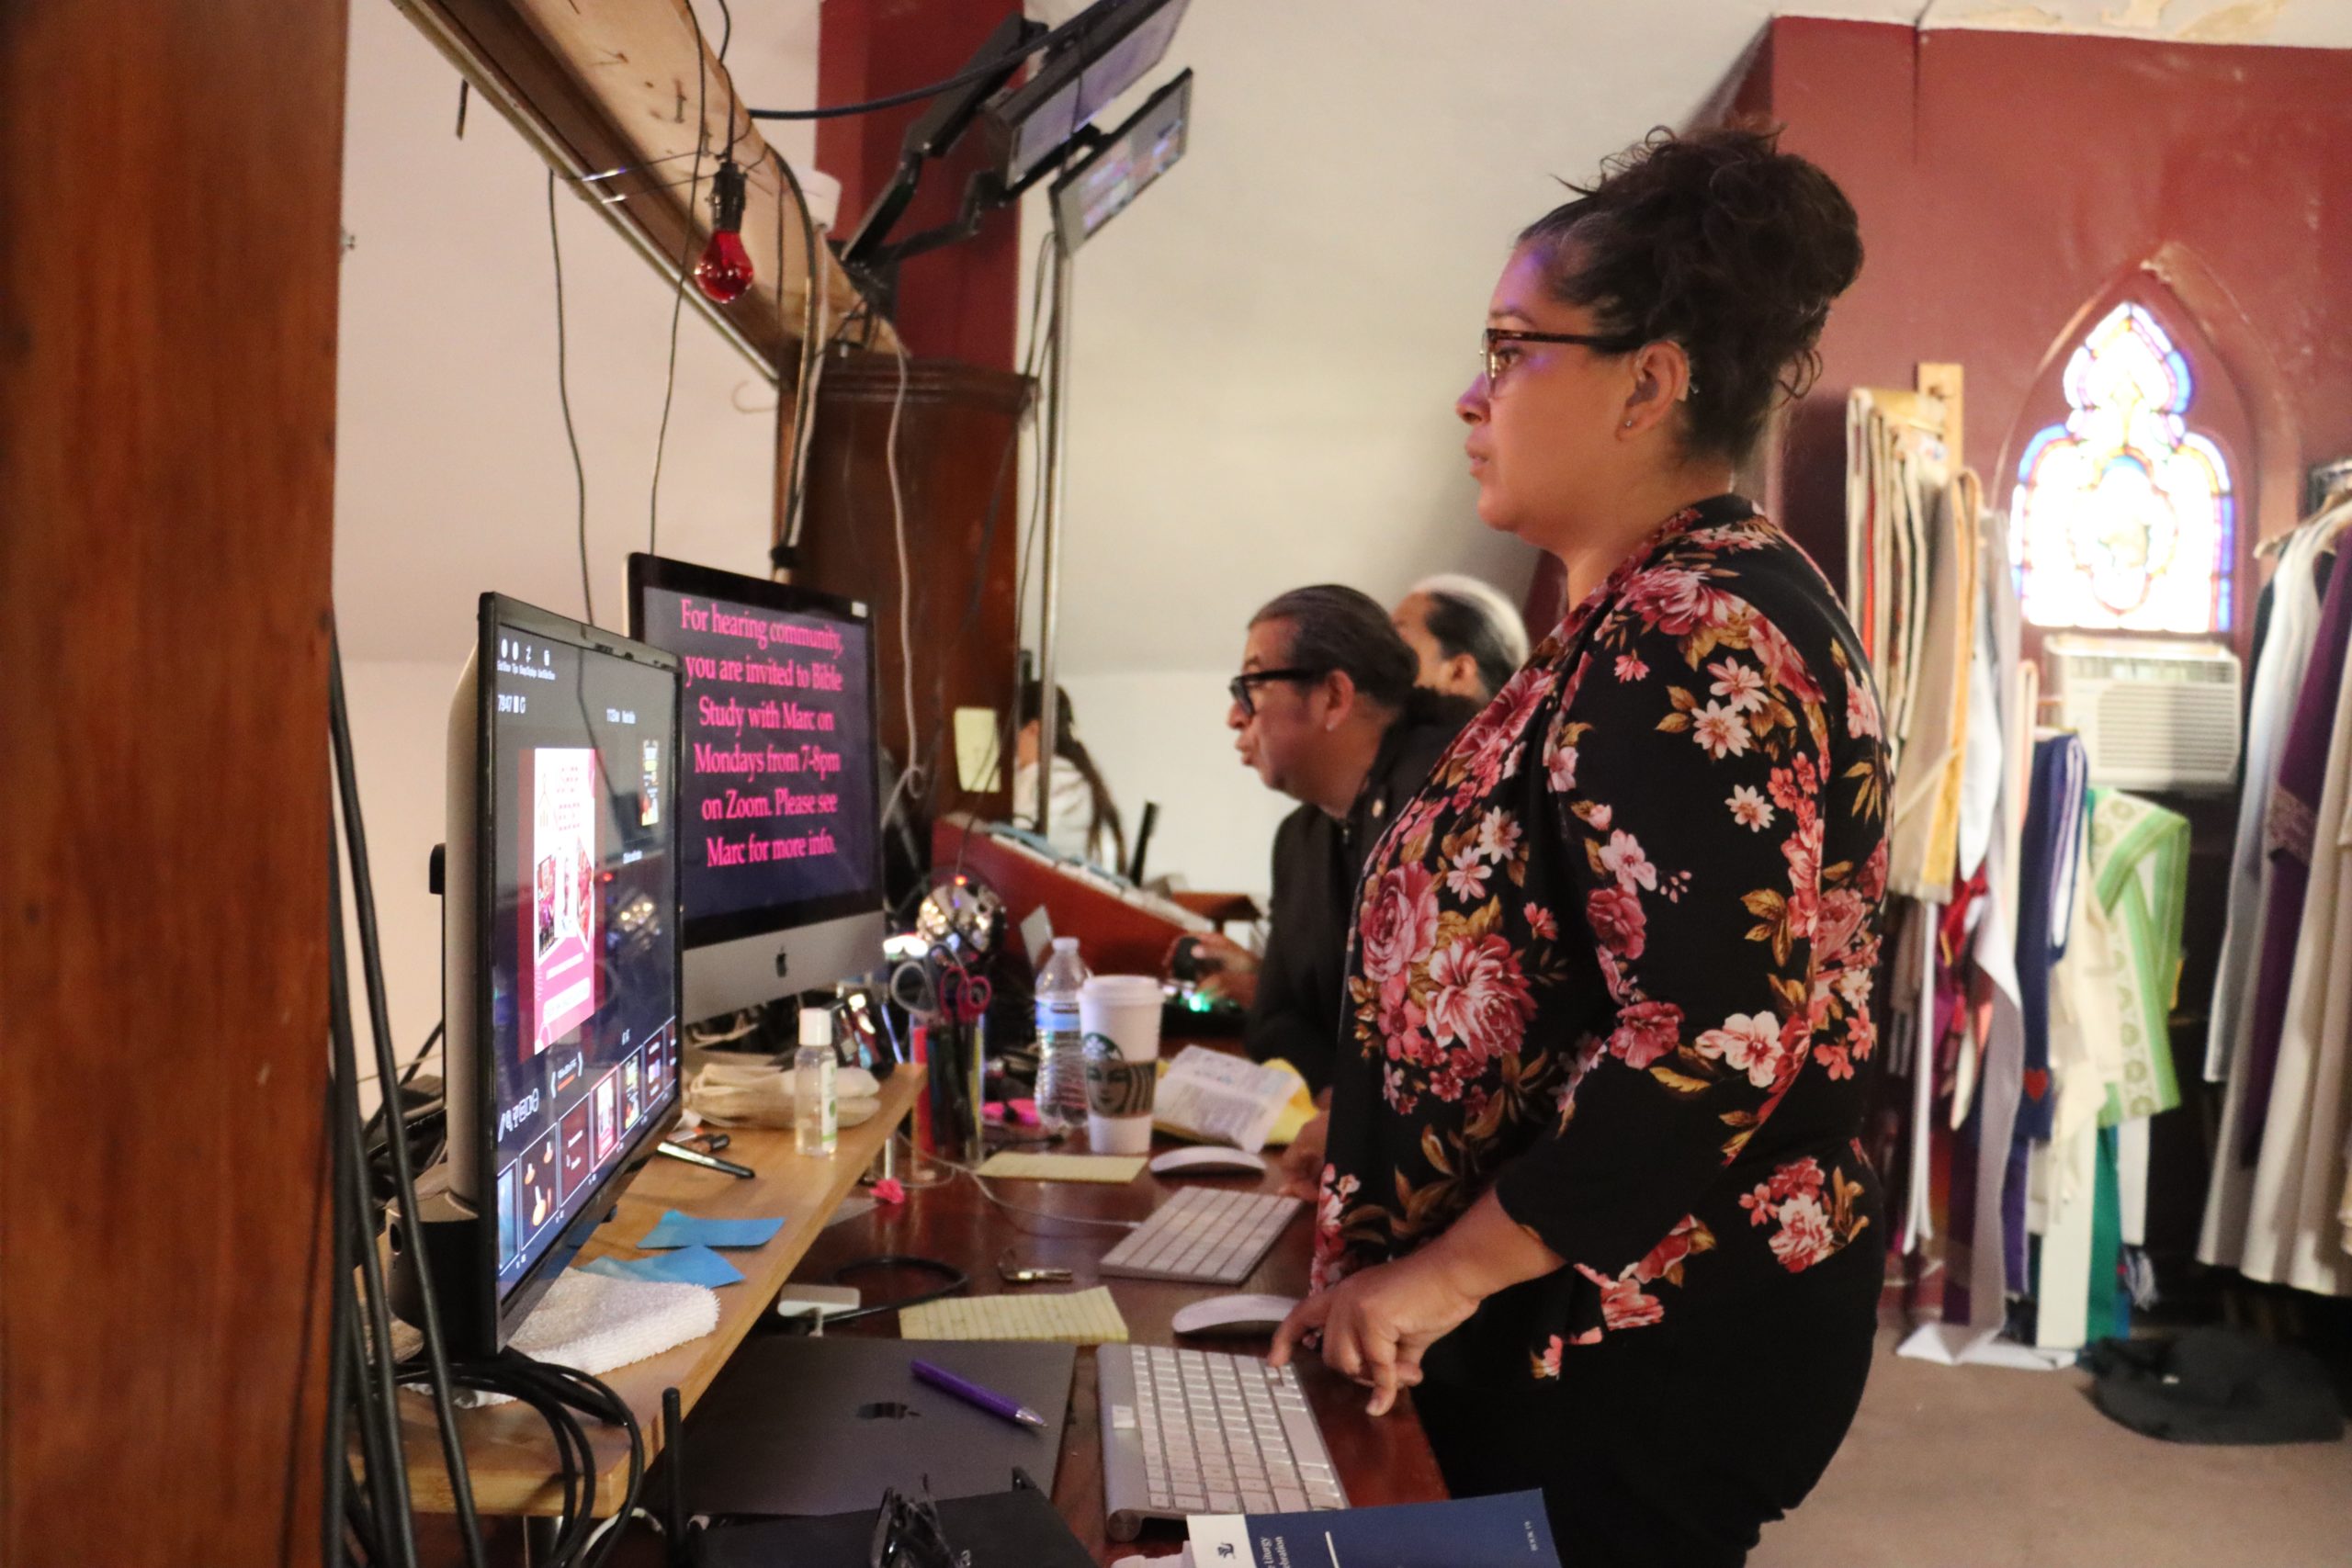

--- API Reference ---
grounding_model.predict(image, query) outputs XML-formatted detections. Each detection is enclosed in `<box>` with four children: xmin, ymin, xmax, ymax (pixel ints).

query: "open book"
<box><xmin>1153</xmin><ymin>1046</ymin><xmax>1305</xmax><ymax>1154</ymax></box>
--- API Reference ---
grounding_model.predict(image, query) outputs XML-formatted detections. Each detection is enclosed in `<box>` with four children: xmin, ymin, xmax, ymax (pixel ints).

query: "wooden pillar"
<box><xmin>816</xmin><ymin>0</ymin><xmax>1025</xmax><ymax>369</ymax></box>
<box><xmin>793</xmin><ymin>355</ymin><xmax>1031</xmax><ymax>824</ymax></box>
<box><xmin>0</xmin><ymin>2</ymin><xmax>345</xmax><ymax>1562</ymax></box>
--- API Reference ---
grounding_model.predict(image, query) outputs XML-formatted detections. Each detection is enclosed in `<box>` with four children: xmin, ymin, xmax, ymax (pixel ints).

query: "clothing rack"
<box><xmin>1847</xmin><ymin>366</ymin><xmax>2203</xmax><ymax>1361</ymax></box>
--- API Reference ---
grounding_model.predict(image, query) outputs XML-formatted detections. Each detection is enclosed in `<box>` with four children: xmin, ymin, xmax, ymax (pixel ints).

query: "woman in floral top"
<box><xmin>1268</xmin><ymin>129</ymin><xmax>1883</xmax><ymax>1567</ymax></box>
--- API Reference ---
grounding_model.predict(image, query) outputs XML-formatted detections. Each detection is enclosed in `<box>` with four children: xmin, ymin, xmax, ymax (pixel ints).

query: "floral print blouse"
<box><xmin>1312</xmin><ymin>495</ymin><xmax>1890</xmax><ymax>1380</ymax></box>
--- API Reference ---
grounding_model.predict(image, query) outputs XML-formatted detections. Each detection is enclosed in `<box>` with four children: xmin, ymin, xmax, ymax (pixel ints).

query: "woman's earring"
<box><xmin>1622</xmin><ymin>418</ymin><xmax>1635</xmax><ymax>429</ymax></box>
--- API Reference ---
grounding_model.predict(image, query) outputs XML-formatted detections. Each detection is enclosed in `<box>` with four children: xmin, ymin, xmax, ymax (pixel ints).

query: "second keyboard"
<box><xmin>1098</xmin><ymin>1185</ymin><xmax>1303</xmax><ymax>1286</ymax></box>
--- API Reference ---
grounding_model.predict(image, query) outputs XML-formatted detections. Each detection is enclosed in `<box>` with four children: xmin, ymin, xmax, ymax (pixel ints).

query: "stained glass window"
<box><xmin>2012</xmin><ymin>303</ymin><xmax>2234</xmax><ymax>634</ymax></box>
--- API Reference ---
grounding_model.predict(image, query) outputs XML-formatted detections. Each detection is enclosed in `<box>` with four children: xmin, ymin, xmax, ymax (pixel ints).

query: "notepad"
<box><xmin>974</xmin><ymin>1151</ymin><xmax>1147</xmax><ymax>1185</ymax></box>
<box><xmin>973</xmin><ymin>1146</ymin><xmax>1148</xmax><ymax>1184</ymax></box>
<box><xmin>899</xmin><ymin>1287</ymin><xmax>1130</xmax><ymax>1344</ymax></box>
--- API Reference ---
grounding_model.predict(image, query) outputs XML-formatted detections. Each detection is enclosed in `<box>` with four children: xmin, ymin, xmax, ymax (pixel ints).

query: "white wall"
<box><xmin>1013</xmin><ymin>0</ymin><xmax>1805</xmax><ymax>900</ymax></box>
<box><xmin>334</xmin><ymin>0</ymin><xmax>2346</xmax><ymax>976</ymax></box>
<box><xmin>334</xmin><ymin>1</ymin><xmax>820</xmax><ymax>1058</ymax></box>
<box><xmin>1060</xmin><ymin>671</ymin><xmax>1296</xmax><ymax>901</ymax></box>
<box><xmin>338</xmin><ymin>661</ymin><xmax>458</xmax><ymax>1065</ymax></box>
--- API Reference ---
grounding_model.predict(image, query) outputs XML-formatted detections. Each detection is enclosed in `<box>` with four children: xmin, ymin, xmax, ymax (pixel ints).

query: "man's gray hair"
<box><xmin>1250</xmin><ymin>584</ymin><xmax>1418</xmax><ymax>711</ymax></box>
<box><xmin>1410</xmin><ymin>573</ymin><xmax>1532</xmax><ymax>696</ymax></box>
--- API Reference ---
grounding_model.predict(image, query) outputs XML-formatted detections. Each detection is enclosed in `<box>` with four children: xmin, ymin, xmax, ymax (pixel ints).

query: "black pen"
<box><xmin>658</xmin><ymin>1140</ymin><xmax>755</xmax><ymax>1179</ymax></box>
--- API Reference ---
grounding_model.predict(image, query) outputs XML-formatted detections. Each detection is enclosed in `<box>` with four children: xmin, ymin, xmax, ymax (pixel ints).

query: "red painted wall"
<box><xmin>816</xmin><ymin>0</ymin><xmax>1024</xmax><ymax>368</ymax></box>
<box><xmin>1747</xmin><ymin>18</ymin><xmax>2352</xmax><ymax>594</ymax></box>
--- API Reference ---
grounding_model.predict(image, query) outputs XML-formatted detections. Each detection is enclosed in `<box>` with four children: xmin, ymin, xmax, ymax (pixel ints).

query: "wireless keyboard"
<box><xmin>1097</xmin><ymin>1185</ymin><xmax>1302</xmax><ymax>1286</ymax></box>
<box><xmin>1098</xmin><ymin>1343</ymin><xmax>1346</xmax><ymax>1540</ymax></box>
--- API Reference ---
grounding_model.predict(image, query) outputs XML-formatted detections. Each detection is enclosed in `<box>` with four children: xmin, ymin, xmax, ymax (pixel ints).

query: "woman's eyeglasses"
<box><xmin>1482</xmin><ymin>326</ymin><xmax>1644</xmax><ymax>387</ymax></box>
<box><xmin>1227</xmin><ymin>668</ymin><xmax>1324</xmax><ymax>718</ymax></box>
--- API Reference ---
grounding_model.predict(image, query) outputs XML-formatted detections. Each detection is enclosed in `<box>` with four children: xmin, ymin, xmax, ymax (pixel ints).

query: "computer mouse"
<box><xmin>1148</xmin><ymin>1145</ymin><xmax>1268</xmax><ymax>1178</ymax></box>
<box><xmin>1171</xmin><ymin>1293</ymin><xmax>1300</xmax><ymax>1337</ymax></box>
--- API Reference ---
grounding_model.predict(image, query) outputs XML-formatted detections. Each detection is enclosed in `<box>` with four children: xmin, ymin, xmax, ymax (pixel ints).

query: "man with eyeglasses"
<box><xmin>1176</xmin><ymin>585</ymin><xmax>1478</xmax><ymax>1136</ymax></box>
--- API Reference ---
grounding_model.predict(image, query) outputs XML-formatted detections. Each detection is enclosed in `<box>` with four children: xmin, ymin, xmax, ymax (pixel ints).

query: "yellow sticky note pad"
<box><xmin>976</xmin><ymin>1151</ymin><xmax>1147</xmax><ymax>1184</ymax></box>
<box><xmin>899</xmin><ymin>1287</ymin><xmax>1130</xmax><ymax>1344</ymax></box>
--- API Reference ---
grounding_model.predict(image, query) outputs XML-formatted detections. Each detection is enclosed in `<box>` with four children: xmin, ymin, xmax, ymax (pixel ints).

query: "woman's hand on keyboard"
<box><xmin>1266</xmin><ymin>1251</ymin><xmax>1479</xmax><ymax>1417</ymax></box>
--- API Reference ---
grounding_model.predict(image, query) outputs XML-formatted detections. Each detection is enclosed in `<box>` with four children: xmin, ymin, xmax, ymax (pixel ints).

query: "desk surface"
<box><xmin>785</xmin><ymin>1131</ymin><xmax>1450</xmax><ymax>1562</ymax></box>
<box><xmin>396</xmin><ymin>1068</ymin><xmax>924</xmax><ymax>1517</ymax></box>
<box><xmin>409</xmin><ymin>1073</ymin><xmax>1449</xmax><ymax>1563</ymax></box>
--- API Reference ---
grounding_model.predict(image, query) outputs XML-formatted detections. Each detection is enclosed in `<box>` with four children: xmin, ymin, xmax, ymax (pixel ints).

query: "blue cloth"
<box><xmin>579</xmin><ymin>1244</ymin><xmax>744</xmax><ymax>1288</ymax></box>
<box><xmin>2013</xmin><ymin>734</ymin><xmax>2087</xmax><ymax>1144</ymax></box>
<box><xmin>639</xmin><ymin>1209</ymin><xmax>785</xmax><ymax>1250</ymax></box>
<box><xmin>2005</xmin><ymin>733</ymin><xmax>2086</xmax><ymax>1294</ymax></box>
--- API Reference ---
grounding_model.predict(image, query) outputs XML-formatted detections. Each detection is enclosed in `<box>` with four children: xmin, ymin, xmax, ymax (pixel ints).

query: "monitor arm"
<box><xmin>839</xmin><ymin>14</ymin><xmax>1047</xmax><ymax>288</ymax></box>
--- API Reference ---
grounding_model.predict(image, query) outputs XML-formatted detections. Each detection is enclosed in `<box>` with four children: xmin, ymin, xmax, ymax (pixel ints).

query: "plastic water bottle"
<box><xmin>795</xmin><ymin>1007</ymin><xmax>839</xmax><ymax>1156</ymax></box>
<box><xmin>1033</xmin><ymin>937</ymin><xmax>1091</xmax><ymax>1131</ymax></box>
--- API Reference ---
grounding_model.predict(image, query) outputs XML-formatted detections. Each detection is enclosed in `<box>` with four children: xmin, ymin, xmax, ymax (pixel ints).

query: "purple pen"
<box><xmin>910</xmin><ymin>1359</ymin><xmax>1046</xmax><ymax>1429</ymax></box>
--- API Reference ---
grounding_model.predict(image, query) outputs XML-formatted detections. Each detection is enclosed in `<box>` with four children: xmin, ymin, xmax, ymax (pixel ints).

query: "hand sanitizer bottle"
<box><xmin>795</xmin><ymin>1006</ymin><xmax>839</xmax><ymax>1156</ymax></box>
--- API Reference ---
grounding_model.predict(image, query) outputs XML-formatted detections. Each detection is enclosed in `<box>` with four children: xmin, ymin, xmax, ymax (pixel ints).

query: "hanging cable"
<box><xmin>747</xmin><ymin>41</ymin><xmax>1040</xmax><ymax>123</ymax></box>
<box><xmin>769</xmin><ymin>144</ymin><xmax>826</xmax><ymax>566</ymax></box>
<box><xmin>646</xmin><ymin>0</ymin><xmax>714</xmax><ymax>558</ymax></box>
<box><xmin>547</xmin><ymin>171</ymin><xmax>595</xmax><ymax>627</ymax></box>
<box><xmin>875</xmin><ymin>339</ymin><xmax>921</xmax><ymax>828</ymax></box>
<box><xmin>331</xmin><ymin>630</ymin><xmax>488</xmax><ymax>1568</ymax></box>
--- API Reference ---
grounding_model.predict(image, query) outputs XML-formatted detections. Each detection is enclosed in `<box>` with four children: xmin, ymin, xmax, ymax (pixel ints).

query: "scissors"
<box><xmin>939</xmin><ymin>968</ymin><xmax>992</xmax><ymax>1024</ymax></box>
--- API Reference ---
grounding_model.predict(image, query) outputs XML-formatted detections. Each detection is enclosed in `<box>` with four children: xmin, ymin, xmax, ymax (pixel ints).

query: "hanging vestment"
<box><xmin>2014</xmin><ymin>735</ymin><xmax>2089</xmax><ymax>1145</ymax></box>
<box><xmin>1886</xmin><ymin>475</ymin><xmax>1977</xmax><ymax>900</ymax></box>
<box><xmin>2201</xmin><ymin>599</ymin><xmax>2352</xmax><ymax>1297</ymax></box>
<box><xmin>2237</xmin><ymin>558</ymin><xmax>2352</xmax><ymax>1152</ymax></box>
<box><xmin>2005</xmin><ymin>733</ymin><xmax>2087</xmax><ymax>1295</ymax></box>
<box><xmin>2086</xmin><ymin>788</ymin><xmax>2189</xmax><ymax>1125</ymax></box>
<box><xmin>2205</xmin><ymin>525</ymin><xmax>2329</xmax><ymax>1081</ymax></box>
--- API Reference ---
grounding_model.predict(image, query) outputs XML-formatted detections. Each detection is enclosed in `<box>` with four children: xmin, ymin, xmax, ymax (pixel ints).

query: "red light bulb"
<box><xmin>695</xmin><ymin>228</ymin><xmax>753</xmax><ymax>304</ymax></box>
<box><xmin>693</xmin><ymin>158</ymin><xmax>753</xmax><ymax>305</ymax></box>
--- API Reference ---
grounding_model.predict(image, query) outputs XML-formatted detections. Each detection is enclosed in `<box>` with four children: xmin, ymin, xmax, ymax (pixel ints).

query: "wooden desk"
<box><xmin>409</xmin><ymin>1085</ymin><xmax>1448</xmax><ymax>1563</ymax></box>
<box><xmin>780</xmin><ymin>1136</ymin><xmax>1450</xmax><ymax>1562</ymax></box>
<box><xmin>395</xmin><ymin>1069</ymin><xmax>923</xmax><ymax>1517</ymax></box>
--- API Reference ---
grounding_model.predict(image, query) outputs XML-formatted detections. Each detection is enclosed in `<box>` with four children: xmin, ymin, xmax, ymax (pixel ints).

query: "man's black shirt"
<box><xmin>1247</xmin><ymin>690</ymin><xmax>1480</xmax><ymax>1091</ymax></box>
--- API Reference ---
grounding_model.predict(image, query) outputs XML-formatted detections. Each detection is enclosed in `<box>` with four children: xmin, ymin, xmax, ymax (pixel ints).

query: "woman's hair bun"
<box><xmin>1520</xmin><ymin>125</ymin><xmax>1862</xmax><ymax>459</ymax></box>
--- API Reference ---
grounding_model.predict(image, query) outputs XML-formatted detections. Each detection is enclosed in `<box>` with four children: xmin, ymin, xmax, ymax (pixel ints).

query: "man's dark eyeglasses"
<box><xmin>868</xmin><ymin>1486</ymin><xmax>968</xmax><ymax>1568</ymax></box>
<box><xmin>1228</xmin><ymin>668</ymin><xmax>1325</xmax><ymax>717</ymax></box>
<box><xmin>1483</xmin><ymin>326</ymin><xmax>1645</xmax><ymax>386</ymax></box>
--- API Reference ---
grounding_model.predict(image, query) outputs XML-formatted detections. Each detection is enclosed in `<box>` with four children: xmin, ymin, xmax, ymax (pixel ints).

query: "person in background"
<box><xmin>1179</xmin><ymin>586</ymin><xmax>1478</xmax><ymax>1100</ymax></box>
<box><xmin>1011</xmin><ymin>681</ymin><xmax>1127</xmax><ymax>871</ymax></box>
<box><xmin>1392</xmin><ymin>572</ymin><xmax>1532</xmax><ymax>703</ymax></box>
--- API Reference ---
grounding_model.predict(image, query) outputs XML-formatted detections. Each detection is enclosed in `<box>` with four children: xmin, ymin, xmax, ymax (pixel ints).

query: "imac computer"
<box><xmin>627</xmin><ymin>554</ymin><xmax>887</xmax><ymax>1020</ymax></box>
<box><xmin>423</xmin><ymin>592</ymin><xmax>685</xmax><ymax>1355</ymax></box>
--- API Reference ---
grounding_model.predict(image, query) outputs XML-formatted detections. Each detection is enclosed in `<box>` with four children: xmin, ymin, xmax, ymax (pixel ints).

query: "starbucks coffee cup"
<box><xmin>1079</xmin><ymin>975</ymin><xmax>1165</xmax><ymax>1155</ymax></box>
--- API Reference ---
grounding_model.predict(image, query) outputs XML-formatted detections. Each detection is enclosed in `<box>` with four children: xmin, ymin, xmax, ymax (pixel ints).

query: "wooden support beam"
<box><xmin>392</xmin><ymin>0</ymin><xmax>890</xmax><ymax>378</ymax></box>
<box><xmin>1</xmin><ymin>2</ymin><xmax>342</xmax><ymax>1559</ymax></box>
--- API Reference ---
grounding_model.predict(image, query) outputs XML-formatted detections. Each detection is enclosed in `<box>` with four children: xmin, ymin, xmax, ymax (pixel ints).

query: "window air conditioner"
<box><xmin>2045</xmin><ymin>636</ymin><xmax>2241</xmax><ymax>792</ymax></box>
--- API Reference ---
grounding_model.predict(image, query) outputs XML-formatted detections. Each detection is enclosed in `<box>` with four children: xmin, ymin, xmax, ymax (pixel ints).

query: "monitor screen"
<box><xmin>1052</xmin><ymin>70</ymin><xmax>1190</xmax><ymax>250</ymax></box>
<box><xmin>481</xmin><ymin>606</ymin><xmax>683</xmax><ymax>1302</ymax></box>
<box><xmin>627</xmin><ymin>556</ymin><xmax>885</xmax><ymax>959</ymax></box>
<box><xmin>999</xmin><ymin>0</ymin><xmax>1189</xmax><ymax>184</ymax></box>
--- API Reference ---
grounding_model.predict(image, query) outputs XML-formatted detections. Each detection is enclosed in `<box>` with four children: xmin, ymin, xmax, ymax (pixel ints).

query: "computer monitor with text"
<box><xmin>628</xmin><ymin>554</ymin><xmax>887</xmax><ymax>1021</ymax></box>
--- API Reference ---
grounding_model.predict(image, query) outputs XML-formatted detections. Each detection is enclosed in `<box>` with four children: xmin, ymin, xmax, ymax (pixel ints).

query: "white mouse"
<box><xmin>1149</xmin><ymin>1145</ymin><xmax>1269</xmax><ymax>1178</ymax></box>
<box><xmin>1171</xmin><ymin>1293</ymin><xmax>1301</xmax><ymax>1337</ymax></box>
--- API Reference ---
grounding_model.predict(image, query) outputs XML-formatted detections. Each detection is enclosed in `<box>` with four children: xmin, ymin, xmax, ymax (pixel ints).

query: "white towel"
<box><xmin>395</xmin><ymin>1269</ymin><xmax>719</xmax><ymax>1405</ymax></box>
